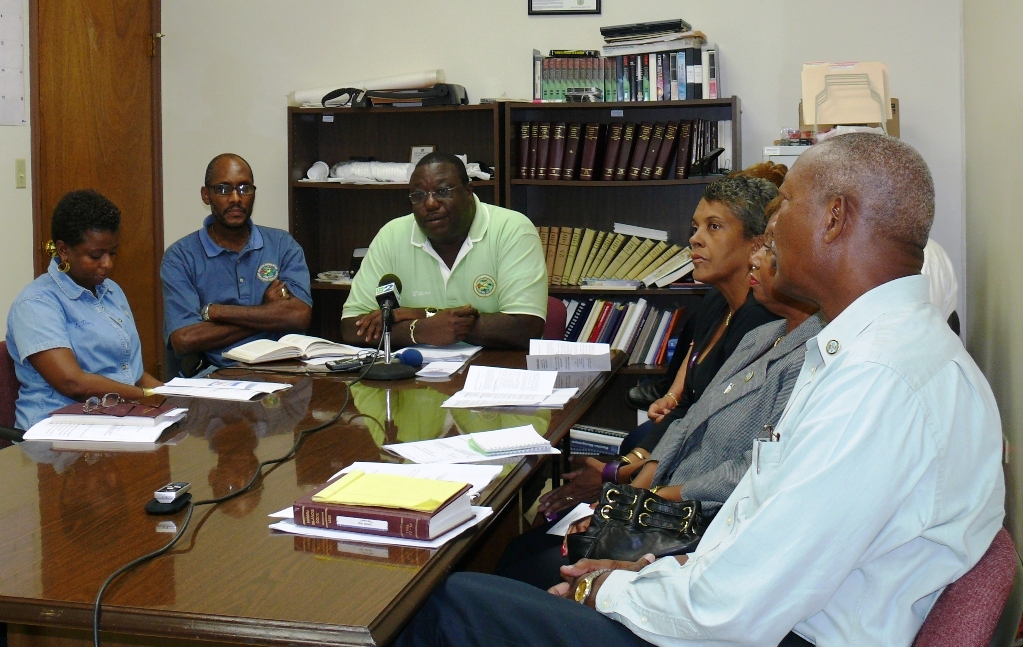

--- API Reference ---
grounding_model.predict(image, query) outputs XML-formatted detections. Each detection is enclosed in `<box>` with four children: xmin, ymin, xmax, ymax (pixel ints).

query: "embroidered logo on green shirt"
<box><xmin>257</xmin><ymin>263</ymin><xmax>280</xmax><ymax>282</ymax></box>
<box><xmin>473</xmin><ymin>274</ymin><xmax>496</xmax><ymax>297</ymax></box>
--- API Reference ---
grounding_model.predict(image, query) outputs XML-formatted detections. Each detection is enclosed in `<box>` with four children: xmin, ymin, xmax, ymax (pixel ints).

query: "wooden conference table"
<box><xmin>0</xmin><ymin>350</ymin><xmax>624</xmax><ymax>647</ymax></box>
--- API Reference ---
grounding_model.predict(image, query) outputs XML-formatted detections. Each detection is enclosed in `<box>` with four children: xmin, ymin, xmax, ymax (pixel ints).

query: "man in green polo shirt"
<box><xmin>341</xmin><ymin>152</ymin><xmax>547</xmax><ymax>350</ymax></box>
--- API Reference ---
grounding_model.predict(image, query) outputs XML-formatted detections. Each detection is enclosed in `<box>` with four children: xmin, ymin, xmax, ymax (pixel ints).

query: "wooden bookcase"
<box><xmin>288</xmin><ymin>104</ymin><xmax>502</xmax><ymax>340</ymax></box>
<box><xmin>503</xmin><ymin>98</ymin><xmax>742</xmax><ymax>429</ymax></box>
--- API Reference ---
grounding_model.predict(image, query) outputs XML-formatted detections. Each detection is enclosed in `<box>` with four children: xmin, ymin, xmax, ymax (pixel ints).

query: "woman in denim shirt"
<box><xmin>6</xmin><ymin>190</ymin><xmax>163</xmax><ymax>429</ymax></box>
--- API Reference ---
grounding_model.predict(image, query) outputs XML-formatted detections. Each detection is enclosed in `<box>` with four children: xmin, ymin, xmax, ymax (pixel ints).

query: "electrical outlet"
<box><xmin>14</xmin><ymin>158</ymin><xmax>26</xmax><ymax>189</ymax></box>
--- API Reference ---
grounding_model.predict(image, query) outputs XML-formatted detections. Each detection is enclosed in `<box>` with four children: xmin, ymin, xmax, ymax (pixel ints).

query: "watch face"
<box><xmin>574</xmin><ymin>577</ymin><xmax>590</xmax><ymax>603</ymax></box>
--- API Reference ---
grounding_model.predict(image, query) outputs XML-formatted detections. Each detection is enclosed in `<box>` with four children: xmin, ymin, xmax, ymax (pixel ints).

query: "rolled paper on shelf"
<box><xmin>288</xmin><ymin>69</ymin><xmax>446</xmax><ymax>106</ymax></box>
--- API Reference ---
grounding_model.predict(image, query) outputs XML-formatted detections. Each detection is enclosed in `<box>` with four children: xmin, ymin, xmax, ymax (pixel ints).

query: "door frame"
<box><xmin>28</xmin><ymin>0</ymin><xmax>165</xmax><ymax>374</ymax></box>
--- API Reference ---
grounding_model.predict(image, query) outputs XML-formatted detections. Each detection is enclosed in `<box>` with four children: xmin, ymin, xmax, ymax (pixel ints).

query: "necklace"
<box><xmin>724</xmin><ymin>311</ymin><xmax>733</xmax><ymax>327</ymax></box>
<box><xmin>208</xmin><ymin>224</ymin><xmax>226</xmax><ymax>249</ymax></box>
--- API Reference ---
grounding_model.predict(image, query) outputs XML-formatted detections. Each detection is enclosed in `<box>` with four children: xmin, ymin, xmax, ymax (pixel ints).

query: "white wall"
<box><xmin>0</xmin><ymin>0</ymin><xmax>33</xmax><ymax>338</ymax></box>
<box><xmin>963</xmin><ymin>0</ymin><xmax>1023</xmax><ymax>550</ymax></box>
<box><xmin>161</xmin><ymin>0</ymin><xmax>967</xmax><ymax>323</ymax></box>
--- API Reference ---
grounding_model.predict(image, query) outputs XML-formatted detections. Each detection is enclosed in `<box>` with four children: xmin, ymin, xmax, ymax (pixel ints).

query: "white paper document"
<box><xmin>440</xmin><ymin>366</ymin><xmax>567</xmax><ymax>408</ymax></box>
<box><xmin>154</xmin><ymin>378</ymin><xmax>292</xmax><ymax>401</ymax></box>
<box><xmin>384</xmin><ymin>430</ymin><xmax>560</xmax><ymax>464</ymax></box>
<box><xmin>269</xmin><ymin>506</ymin><xmax>493</xmax><ymax>549</ymax></box>
<box><xmin>23</xmin><ymin>417</ymin><xmax>183</xmax><ymax>443</ymax></box>
<box><xmin>411</xmin><ymin>342</ymin><xmax>483</xmax><ymax>363</ymax></box>
<box><xmin>416</xmin><ymin>361</ymin><xmax>465</xmax><ymax>378</ymax></box>
<box><xmin>547</xmin><ymin>502</ymin><xmax>596</xmax><ymax>536</ymax></box>
<box><xmin>328</xmin><ymin>462</ymin><xmax>503</xmax><ymax>501</ymax></box>
<box><xmin>527</xmin><ymin>340</ymin><xmax>612</xmax><ymax>372</ymax></box>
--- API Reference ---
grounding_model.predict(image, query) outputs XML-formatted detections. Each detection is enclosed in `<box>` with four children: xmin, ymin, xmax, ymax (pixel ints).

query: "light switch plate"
<box><xmin>15</xmin><ymin>158</ymin><xmax>26</xmax><ymax>189</ymax></box>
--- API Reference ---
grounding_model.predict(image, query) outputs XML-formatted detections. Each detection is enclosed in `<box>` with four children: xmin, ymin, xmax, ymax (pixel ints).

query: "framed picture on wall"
<box><xmin>528</xmin><ymin>0</ymin><xmax>600</xmax><ymax>16</ymax></box>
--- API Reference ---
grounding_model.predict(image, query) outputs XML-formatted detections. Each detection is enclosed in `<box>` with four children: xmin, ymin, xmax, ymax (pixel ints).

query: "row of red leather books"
<box><xmin>515</xmin><ymin>119</ymin><xmax>714</xmax><ymax>182</ymax></box>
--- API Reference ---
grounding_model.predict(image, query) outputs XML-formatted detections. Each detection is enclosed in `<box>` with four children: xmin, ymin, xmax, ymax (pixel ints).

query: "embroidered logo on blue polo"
<box><xmin>256</xmin><ymin>263</ymin><xmax>279</xmax><ymax>282</ymax></box>
<box><xmin>473</xmin><ymin>274</ymin><xmax>496</xmax><ymax>297</ymax></box>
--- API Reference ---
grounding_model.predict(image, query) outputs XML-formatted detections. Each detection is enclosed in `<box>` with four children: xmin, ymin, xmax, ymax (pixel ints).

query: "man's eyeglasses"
<box><xmin>409</xmin><ymin>184</ymin><xmax>463</xmax><ymax>205</ymax></box>
<box><xmin>83</xmin><ymin>393</ymin><xmax>130</xmax><ymax>412</ymax></box>
<box><xmin>209</xmin><ymin>183</ymin><xmax>256</xmax><ymax>196</ymax></box>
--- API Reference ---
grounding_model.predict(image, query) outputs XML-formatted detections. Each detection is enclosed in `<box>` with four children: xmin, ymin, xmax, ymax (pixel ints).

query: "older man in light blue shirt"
<box><xmin>395</xmin><ymin>134</ymin><xmax>1004</xmax><ymax>647</ymax></box>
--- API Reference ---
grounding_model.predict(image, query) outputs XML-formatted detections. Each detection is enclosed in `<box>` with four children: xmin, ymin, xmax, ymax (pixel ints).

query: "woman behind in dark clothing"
<box><xmin>537</xmin><ymin>174</ymin><xmax>781</xmax><ymax>520</ymax></box>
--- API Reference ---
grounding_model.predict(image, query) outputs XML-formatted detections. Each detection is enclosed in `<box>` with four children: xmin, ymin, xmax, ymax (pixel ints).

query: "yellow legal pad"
<box><xmin>311</xmin><ymin>471</ymin><xmax>469</xmax><ymax>513</ymax></box>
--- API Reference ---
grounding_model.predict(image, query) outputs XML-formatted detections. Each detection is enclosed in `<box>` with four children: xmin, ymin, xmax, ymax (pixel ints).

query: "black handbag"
<box><xmin>566</xmin><ymin>482</ymin><xmax>705</xmax><ymax>563</ymax></box>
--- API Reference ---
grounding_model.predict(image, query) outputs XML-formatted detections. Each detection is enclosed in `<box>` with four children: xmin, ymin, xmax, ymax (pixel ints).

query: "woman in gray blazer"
<box><xmin>628</xmin><ymin>212</ymin><xmax>820</xmax><ymax>511</ymax></box>
<box><xmin>498</xmin><ymin>213</ymin><xmax>822</xmax><ymax>589</ymax></box>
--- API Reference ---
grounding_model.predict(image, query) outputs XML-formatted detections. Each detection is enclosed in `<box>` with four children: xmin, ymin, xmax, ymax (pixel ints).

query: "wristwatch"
<box><xmin>573</xmin><ymin>569</ymin><xmax>611</xmax><ymax>604</ymax></box>
<box><xmin>425</xmin><ymin>307</ymin><xmax>439</xmax><ymax>318</ymax></box>
<box><xmin>200</xmin><ymin>304</ymin><xmax>211</xmax><ymax>322</ymax></box>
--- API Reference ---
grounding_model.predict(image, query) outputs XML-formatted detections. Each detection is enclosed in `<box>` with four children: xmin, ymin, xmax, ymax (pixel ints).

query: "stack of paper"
<box><xmin>384</xmin><ymin>425</ymin><xmax>560</xmax><ymax>464</ymax></box>
<box><xmin>154</xmin><ymin>378</ymin><xmax>291</xmax><ymax>401</ymax></box>
<box><xmin>526</xmin><ymin>340</ymin><xmax>612</xmax><ymax>372</ymax></box>
<box><xmin>24</xmin><ymin>416</ymin><xmax>185</xmax><ymax>443</ymax></box>
<box><xmin>411</xmin><ymin>342</ymin><xmax>483</xmax><ymax>364</ymax></box>
<box><xmin>440</xmin><ymin>366</ymin><xmax>577</xmax><ymax>408</ymax></box>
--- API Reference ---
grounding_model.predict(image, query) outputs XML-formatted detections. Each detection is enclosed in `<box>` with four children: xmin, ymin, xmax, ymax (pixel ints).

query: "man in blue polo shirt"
<box><xmin>161</xmin><ymin>154</ymin><xmax>312</xmax><ymax>372</ymax></box>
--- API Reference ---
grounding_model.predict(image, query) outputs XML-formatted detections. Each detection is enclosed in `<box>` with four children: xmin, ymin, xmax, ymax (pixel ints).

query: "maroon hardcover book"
<box><xmin>613</xmin><ymin>123</ymin><xmax>636</xmax><ymax>180</ymax></box>
<box><xmin>535</xmin><ymin>122</ymin><xmax>552</xmax><ymax>180</ymax></box>
<box><xmin>293</xmin><ymin>482</ymin><xmax>473</xmax><ymax>541</ymax></box>
<box><xmin>652</xmin><ymin>121</ymin><xmax>679</xmax><ymax>180</ymax></box>
<box><xmin>639</xmin><ymin>122</ymin><xmax>667</xmax><ymax>180</ymax></box>
<box><xmin>547</xmin><ymin>122</ymin><xmax>568</xmax><ymax>179</ymax></box>
<box><xmin>561</xmin><ymin>123</ymin><xmax>584</xmax><ymax>180</ymax></box>
<box><xmin>601</xmin><ymin>123</ymin><xmax>624</xmax><ymax>181</ymax></box>
<box><xmin>675</xmin><ymin>120</ymin><xmax>694</xmax><ymax>179</ymax></box>
<box><xmin>578</xmin><ymin>123</ymin><xmax>603</xmax><ymax>181</ymax></box>
<box><xmin>626</xmin><ymin>122</ymin><xmax>654</xmax><ymax>180</ymax></box>
<box><xmin>517</xmin><ymin>121</ymin><xmax>531</xmax><ymax>179</ymax></box>
<box><xmin>526</xmin><ymin>122</ymin><xmax>540</xmax><ymax>179</ymax></box>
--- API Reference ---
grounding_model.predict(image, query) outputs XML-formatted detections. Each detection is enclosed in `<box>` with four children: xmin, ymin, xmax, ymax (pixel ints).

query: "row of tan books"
<box><xmin>541</xmin><ymin>226</ymin><xmax>694</xmax><ymax>288</ymax></box>
<box><xmin>516</xmin><ymin>118</ymin><xmax>726</xmax><ymax>182</ymax></box>
<box><xmin>561</xmin><ymin>297</ymin><xmax>688</xmax><ymax>366</ymax></box>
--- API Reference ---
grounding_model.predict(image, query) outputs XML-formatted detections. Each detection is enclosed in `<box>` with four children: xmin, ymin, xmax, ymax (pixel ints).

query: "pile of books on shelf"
<box><xmin>561</xmin><ymin>296</ymin><xmax>688</xmax><ymax>366</ymax></box>
<box><xmin>516</xmin><ymin>118</ymin><xmax>730</xmax><ymax>181</ymax></box>
<box><xmin>532</xmin><ymin>19</ymin><xmax>719</xmax><ymax>103</ymax></box>
<box><xmin>541</xmin><ymin>224</ymin><xmax>694</xmax><ymax>289</ymax></box>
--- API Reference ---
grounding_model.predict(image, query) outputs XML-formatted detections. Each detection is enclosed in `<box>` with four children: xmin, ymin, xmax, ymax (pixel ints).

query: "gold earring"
<box><xmin>57</xmin><ymin>259</ymin><xmax>70</xmax><ymax>273</ymax></box>
<box><xmin>45</xmin><ymin>240</ymin><xmax>57</xmax><ymax>258</ymax></box>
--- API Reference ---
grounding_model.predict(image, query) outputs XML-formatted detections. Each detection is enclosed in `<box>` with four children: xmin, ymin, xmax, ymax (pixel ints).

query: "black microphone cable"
<box><xmin>91</xmin><ymin>334</ymin><xmax>385</xmax><ymax>647</ymax></box>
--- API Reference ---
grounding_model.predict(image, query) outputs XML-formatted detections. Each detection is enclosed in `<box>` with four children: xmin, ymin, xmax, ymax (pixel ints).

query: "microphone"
<box><xmin>375</xmin><ymin>274</ymin><xmax>402</xmax><ymax>325</ymax></box>
<box><xmin>364</xmin><ymin>273</ymin><xmax>417</xmax><ymax>381</ymax></box>
<box><xmin>398</xmin><ymin>348</ymin><xmax>423</xmax><ymax>367</ymax></box>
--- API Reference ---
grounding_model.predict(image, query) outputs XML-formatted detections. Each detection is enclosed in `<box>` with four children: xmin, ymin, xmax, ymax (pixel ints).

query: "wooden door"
<box><xmin>30</xmin><ymin>0</ymin><xmax>163</xmax><ymax>374</ymax></box>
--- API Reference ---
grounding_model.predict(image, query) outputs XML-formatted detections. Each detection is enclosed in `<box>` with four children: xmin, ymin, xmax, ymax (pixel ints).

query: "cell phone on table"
<box><xmin>326</xmin><ymin>356</ymin><xmax>374</xmax><ymax>372</ymax></box>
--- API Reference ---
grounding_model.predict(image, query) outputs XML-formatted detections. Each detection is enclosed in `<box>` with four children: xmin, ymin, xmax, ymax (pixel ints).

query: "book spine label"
<box><xmin>675</xmin><ymin>120</ymin><xmax>694</xmax><ymax>179</ymax></box>
<box><xmin>547</xmin><ymin>122</ymin><xmax>567</xmax><ymax>179</ymax></box>
<box><xmin>602</xmin><ymin>123</ymin><xmax>623</xmax><ymax>181</ymax></box>
<box><xmin>294</xmin><ymin>502</ymin><xmax>430</xmax><ymax>540</ymax></box>
<box><xmin>627</xmin><ymin>122</ymin><xmax>653</xmax><ymax>180</ymax></box>
<box><xmin>527</xmin><ymin>122</ymin><xmax>539</xmax><ymax>179</ymax></box>
<box><xmin>535</xmin><ymin>122</ymin><xmax>552</xmax><ymax>180</ymax></box>
<box><xmin>517</xmin><ymin>122</ymin><xmax>531</xmax><ymax>178</ymax></box>
<box><xmin>639</xmin><ymin>122</ymin><xmax>666</xmax><ymax>180</ymax></box>
<box><xmin>652</xmin><ymin>121</ymin><xmax>679</xmax><ymax>180</ymax></box>
<box><xmin>578</xmin><ymin>123</ymin><xmax>601</xmax><ymax>180</ymax></box>
<box><xmin>561</xmin><ymin>123</ymin><xmax>583</xmax><ymax>180</ymax></box>
<box><xmin>551</xmin><ymin>227</ymin><xmax>573</xmax><ymax>285</ymax></box>
<box><xmin>614</xmin><ymin>123</ymin><xmax>636</xmax><ymax>180</ymax></box>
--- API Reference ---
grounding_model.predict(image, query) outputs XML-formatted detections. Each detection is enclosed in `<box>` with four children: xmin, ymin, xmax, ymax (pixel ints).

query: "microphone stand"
<box><xmin>363</xmin><ymin>303</ymin><xmax>417</xmax><ymax>381</ymax></box>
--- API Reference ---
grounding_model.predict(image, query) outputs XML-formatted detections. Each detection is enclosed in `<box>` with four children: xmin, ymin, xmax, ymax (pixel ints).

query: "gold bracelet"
<box><xmin>142</xmin><ymin>387</ymin><xmax>156</xmax><ymax>398</ymax></box>
<box><xmin>649</xmin><ymin>485</ymin><xmax>663</xmax><ymax>494</ymax></box>
<box><xmin>665</xmin><ymin>392</ymin><xmax>680</xmax><ymax>406</ymax></box>
<box><xmin>409</xmin><ymin>319</ymin><xmax>419</xmax><ymax>345</ymax></box>
<box><xmin>628</xmin><ymin>449</ymin><xmax>648</xmax><ymax>462</ymax></box>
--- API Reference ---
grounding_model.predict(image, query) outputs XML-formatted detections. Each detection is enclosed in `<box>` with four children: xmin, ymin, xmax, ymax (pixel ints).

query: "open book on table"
<box><xmin>223</xmin><ymin>334</ymin><xmax>364</xmax><ymax>363</ymax></box>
